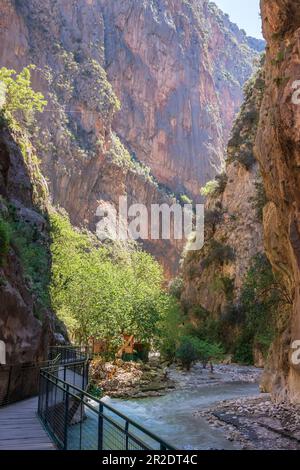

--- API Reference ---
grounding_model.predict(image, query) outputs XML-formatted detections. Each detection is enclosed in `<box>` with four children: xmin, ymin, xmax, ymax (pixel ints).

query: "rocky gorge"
<box><xmin>179</xmin><ymin>0</ymin><xmax>300</xmax><ymax>406</ymax></box>
<box><xmin>0</xmin><ymin>0</ymin><xmax>300</xmax><ymax>448</ymax></box>
<box><xmin>0</xmin><ymin>0</ymin><xmax>263</xmax><ymax>276</ymax></box>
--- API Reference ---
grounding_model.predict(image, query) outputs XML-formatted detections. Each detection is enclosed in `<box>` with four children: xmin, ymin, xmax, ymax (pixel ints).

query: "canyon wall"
<box><xmin>0</xmin><ymin>123</ymin><xmax>62</xmax><ymax>365</ymax></box>
<box><xmin>255</xmin><ymin>0</ymin><xmax>300</xmax><ymax>403</ymax></box>
<box><xmin>181</xmin><ymin>66</ymin><xmax>266</xmax><ymax>364</ymax></box>
<box><xmin>0</xmin><ymin>0</ymin><xmax>263</xmax><ymax>275</ymax></box>
<box><xmin>100</xmin><ymin>0</ymin><xmax>264</xmax><ymax>198</ymax></box>
<box><xmin>181</xmin><ymin>0</ymin><xmax>300</xmax><ymax>403</ymax></box>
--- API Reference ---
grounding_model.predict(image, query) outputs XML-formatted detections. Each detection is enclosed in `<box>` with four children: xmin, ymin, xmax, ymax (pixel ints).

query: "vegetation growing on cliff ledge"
<box><xmin>0</xmin><ymin>217</ymin><xmax>10</xmax><ymax>266</ymax></box>
<box><xmin>227</xmin><ymin>64</ymin><xmax>265</xmax><ymax>170</ymax></box>
<box><xmin>183</xmin><ymin>253</ymin><xmax>283</xmax><ymax>365</ymax></box>
<box><xmin>200</xmin><ymin>173</ymin><xmax>228</xmax><ymax>198</ymax></box>
<box><xmin>0</xmin><ymin>65</ymin><xmax>47</xmax><ymax>127</ymax></box>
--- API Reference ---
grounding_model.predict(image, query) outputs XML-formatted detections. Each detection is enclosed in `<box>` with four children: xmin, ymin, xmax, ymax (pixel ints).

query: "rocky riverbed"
<box><xmin>197</xmin><ymin>395</ymin><xmax>300</xmax><ymax>450</ymax></box>
<box><xmin>168</xmin><ymin>363</ymin><xmax>261</xmax><ymax>389</ymax></box>
<box><xmin>90</xmin><ymin>358</ymin><xmax>261</xmax><ymax>399</ymax></box>
<box><xmin>90</xmin><ymin>357</ymin><xmax>176</xmax><ymax>398</ymax></box>
<box><xmin>90</xmin><ymin>359</ymin><xmax>300</xmax><ymax>449</ymax></box>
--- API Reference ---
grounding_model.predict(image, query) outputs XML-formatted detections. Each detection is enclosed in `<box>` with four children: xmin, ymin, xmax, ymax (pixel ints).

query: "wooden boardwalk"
<box><xmin>0</xmin><ymin>397</ymin><xmax>55</xmax><ymax>450</ymax></box>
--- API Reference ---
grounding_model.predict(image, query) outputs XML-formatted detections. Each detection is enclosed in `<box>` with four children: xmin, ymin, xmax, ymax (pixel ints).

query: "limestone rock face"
<box><xmin>181</xmin><ymin>67</ymin><xmax>265</xmax><ymax>357</ymax></box>
<box><xmin>0</xmin><ymin>125</ymin><xmax>57</xmax><ymax>365</ymax></box>
<box><xmin>0</xmin><ymin>0</ymin><xmax>263</xmax><ymax>275</ymax></box>
<box><xmin>255</xmin><ymin>0</ymin><xmax>300</xmax><ymax>403</ymax></box>
<box><xmin>101</xmin><ymin>0</ymin><xmax>264</xmax><ymax>198</ymax></box>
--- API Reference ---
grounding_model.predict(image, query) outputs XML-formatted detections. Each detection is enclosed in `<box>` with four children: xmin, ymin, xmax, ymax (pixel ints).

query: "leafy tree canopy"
<box><xmin>50</xmin><ymin>211</ymin><xmax>173</xmax><ymax>349</ymax></box>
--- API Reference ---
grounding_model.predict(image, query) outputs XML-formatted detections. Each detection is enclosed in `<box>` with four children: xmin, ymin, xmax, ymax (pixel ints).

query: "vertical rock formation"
<box><xmin>0</xmin><ymin>124</ymin><xmax>60</xmax><ymax>365</ymax></box>
<box><xmin>255</xmin><ymin>0</ymin><xmax>300</xmax><ymax>403</ymax></box>
<box><xmin>0</xmin><ymin>0</ymin><xmax>263</xmax><ymax>275</ymax></box>
<box><xmin>181</xmin><ymin>66</ymin><xmax>265</xmax><ymax>361</ymax></box>
<box><xmin>101</xmin><ymin>0</ymin><xmax>264</xmax><ymax>198</ymax></box>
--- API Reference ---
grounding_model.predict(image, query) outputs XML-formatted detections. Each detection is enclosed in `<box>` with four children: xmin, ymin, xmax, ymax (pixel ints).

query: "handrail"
<box><xmin>38</xmin><ymin>347</ymin><xmax>176</xmax><ymax>451</ymax></box>
<box><xmin>41</xmin><ymin>368</ymin><xmax>175</xmax><ymax>449</ymax></box>
<box><xmin>0</xmin><ymin>359</ymin><xmax>58</xmax><ymax>408</ymax></box>
<box><xmin>41</xmin><ymin>370</ymin><xmax>175</xmax><ymax>450</ymax></box>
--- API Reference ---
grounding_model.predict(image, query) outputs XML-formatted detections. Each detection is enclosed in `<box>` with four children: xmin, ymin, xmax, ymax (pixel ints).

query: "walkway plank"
<box><xmin>0</xmin><ymin>397</ymin><xmax>55</xmax><ymax>450</ymax></box>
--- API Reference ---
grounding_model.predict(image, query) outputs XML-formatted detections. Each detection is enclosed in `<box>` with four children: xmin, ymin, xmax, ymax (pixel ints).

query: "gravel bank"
<box><xmin>196</xmin><ymin>395</ymin><xmax>300</xmax><ymax>450</ymax></box>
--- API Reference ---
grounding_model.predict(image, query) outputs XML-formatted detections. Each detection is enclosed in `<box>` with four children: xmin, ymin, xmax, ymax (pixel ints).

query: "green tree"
<box><xmin>50</xmin><ymin>211</ymin><xmax>169</xmax><ymax>349</ymax></box>
<box><xmin>176</xmin><ymin>337</ymin><xmax>199</xmax><ymax>371</ymax></box>
<box><xmin>158</xmin><ymin>298</ymin><xmax>183</xmax><ymax>362</ymax></box>
<box><xmin>0</xmin><ymin>65</ymin><xmax>47</xmax><ymax>124</ymax></box>
<box><xmin>175</xmin><ymin>336</ymin><xmax>224</xmax><ymax>371</ymax></box>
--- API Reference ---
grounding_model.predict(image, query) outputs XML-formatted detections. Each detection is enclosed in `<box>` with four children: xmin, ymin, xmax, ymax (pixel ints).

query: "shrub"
<box><xmin>201</xmin><ymin>173</ymin><xmax>228</xmax><ymax>198</ymax></box>
<box><xmin>201</xmin><ymin>180</ymin><xmax>219</xmax><ymax>197</ymax></box>
<box><xmin>180</xmin><ymin>194</ymin><xmax>193</xmax><ymax>205</ymax></box>
<box><xmin>11</xmin><ymin>217</ymin><xmax>50</xmax><ymax>307</ymax></box>
<box><xmin>193</xmin><ymin>338</ymin><xmax>224</xmax><ymax>368</ymax></box>
<box><xmin>0</xmin><ymin>218</ymin><xmax>10</xmax><ymax>265</ymax></box>
<box><xmin>202</xmin><ymin>241</ymin><xmax>235</xmax><ymax>268</ymax></box>
<box><xmin>205</xmin><ymin>209</ymin><xmax>223</xmax><ymax>230</ymax></box>
<box><xmin>175</xmin><ymin>337</ymin><xmax>199</xmax><ymax>371</ymax></box>
<box><xmin>168</xmin><ymin>277</ymin><xmax>184</xmax><ymax>300</ymax></box>
<box><xmin>215</xmin><ymin>173</ymin><xmax>228</xmax><ymax>194</ymax></box>
<box><xmin>213</xmin><ymin>276</ymin><xmax>235</xmax><ymax>302</ymax></box>
<box><xmin>252</xmin><ymin>180</ymin><xmax>267</xmax><ymax>221</ymax></box>
<box><xmin>158</xmin><ymin>298</ymin><xmax>183</xmax><ymax>363</ymax></box>
<box><xmin>233</xmin><ymin>333</ymin><xmax>253</xmax><ymax>364</ymax></box>
<box><xmin>220</xmin><ymin>304</ymin><xmax>245</xmax><ymax>326</ymax></box>
<box><xmin>244</xmin><ymin>109</ymin><xmax>259</xmax><ymax>126</ymax></box>
<box><xmin>176</xmin><ymin>336</ymin><xmax>224</xmax><ymax>370</ymax></box>
<box><xmin>239</xmin><ymin>150</ymin><xmax>256</xmax><ymax>170</ymax></box>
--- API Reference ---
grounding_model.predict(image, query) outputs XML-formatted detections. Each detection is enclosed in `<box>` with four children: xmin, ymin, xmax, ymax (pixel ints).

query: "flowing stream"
<box><xmin>104</xmin><ymin>381</ymin><xmax>260</xmax><ymax>450</ymax></box>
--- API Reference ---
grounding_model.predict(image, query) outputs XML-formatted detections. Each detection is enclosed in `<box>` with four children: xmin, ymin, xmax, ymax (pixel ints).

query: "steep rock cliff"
<box><xmin>0</xmin><ymin>0</ymin><xmax>263</xmax><ymax>275</ymax></box>
<box><xmin>255</xmin><ymin>0</ymin><xmax>300</xmax><ymax>403</ymax></box>
<box><xmin>181</xmin><ymin>66</ymin><xmax>266</xmax><ymax>362</ymax></box>
<box><xmin>100</xmin><ymin>0</ymin><xmax>264</xmax><ymax>198</ymax></box>
<box><xmin>0</xmin><ymin>123</ymin><xmax>60</xmax><ymax>365</ymax></box>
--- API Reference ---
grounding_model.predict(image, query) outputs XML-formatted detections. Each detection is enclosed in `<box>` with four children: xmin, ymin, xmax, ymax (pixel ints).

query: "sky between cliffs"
<box><xmin>213</xmin><ymin>0</ymin><xmax>263</xmax><ymax>39</ymax></box>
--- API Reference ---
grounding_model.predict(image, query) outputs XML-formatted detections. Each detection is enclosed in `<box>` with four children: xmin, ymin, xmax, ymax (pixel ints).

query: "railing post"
<box><xmin>45</xmin><ymin>372</ymin><xmax>49</xmax><ymax>423</ymax></box>
<box><xmin>37</xmin><ymin>372</ymin><xmax>42</xmax><ymax>415</ymax></box>
<box><xmin>4</xmin><ymin>365</ymin><xmax>12</xmax><ymax>405</ymax></box>
<box><xmin>63</xmin><ymin>384</ymin><xmax>70</xmax><ymax>450</ymax></box>
<box><xmin>98</xmin><ymin>403</ymin><xmax>104</xmax><ymax>450</ymax></box>
<box><xmin>82</xmin><ymin>365</ymin><xmax>85</xmax><ymax>390</ymax></box>
<box><xmin>125</xmin><ymin>421</ymin><xmax>129</xmax><ymax>450</ymax></box>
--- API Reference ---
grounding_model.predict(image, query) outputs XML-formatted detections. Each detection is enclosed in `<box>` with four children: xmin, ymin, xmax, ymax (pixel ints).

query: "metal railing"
<box><xmin>0</xmin><ymin>360</ymin><xmax>53</xmax><ymax>408</ymax></box>
<box><xmin>38</xmin><ymin>366</ymin><xmax>175</xmax><ymax>451</ymax></box>
<box><xmin>0</xmin><ymin>345</ymin><xmax>85</xmax><ymax>408</ymax></box>
<box><xmin>48</xmin><ymin>345</ymin><xmax>91</xmax><ymax>365</ymax></box>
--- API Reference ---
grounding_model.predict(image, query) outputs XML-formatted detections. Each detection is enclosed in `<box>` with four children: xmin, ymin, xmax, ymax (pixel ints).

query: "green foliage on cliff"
<box><xmin>201</xmin><ymin>180</ymin><xmax>219</xmax><ymax>197</ymax></box>
<box><xmin>0</xmin><ymin>217</ymin><xmax>10</xmax><ymax>265</ymax></box>
<box><xmin>251</xmin><ymin>180</ymin><xmax>267</xmax><ymax>221</ymax></box>
<box><xmin>201</xmin><ymin>173</ymin><xmax>228</xmax><ymax>198</ymax></box>
<box><xmin>77</xmin><ymin>58</ymin><xmax>121</xmax><ymax>117</ymax></box>
<box><xmin>50</xmin><ymin>211</ymin><xmax>173</xmax><ymax>348</ymax></box>
<box><xmin>183</xmin><ymin>254</ymin><xmax>281</xmax><ymax>365</ymax></box>
<box><xmin>0</xmin><ymin>65</ymin><xmax>47</xmax><ymax>125</ymax></box>
<box><xmin>233</xmin><ymin>253</ymin><xmax>279</xmax><ymax>363</ymax></box>
<box><xmin>202</xmin><ymin>240</ymin><xmax>235</xmax><ymax>268</ymax></box>
<box><xmin>227</xmin><ymin>65</ymin><xmax>265</xmax><ymax>171</ymax></box>
<box><xmin>9</xmin><ymin>209</ymin><xmax>51</xmax><ymax>310</ymax></box>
